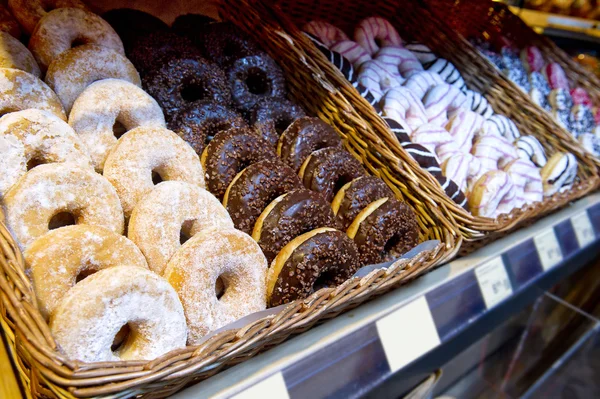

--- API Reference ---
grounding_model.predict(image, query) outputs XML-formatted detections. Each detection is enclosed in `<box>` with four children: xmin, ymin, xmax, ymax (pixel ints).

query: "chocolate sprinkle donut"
<box><xmin>334</xmin><ymin>176</ymin><xmax>394</xmax><ymax>231</ymax></box>
<box><xmin>169</xmin><ymin>101</ymin><xmax>247</xmax><ymax>154</ymax></box>
<box><xmin>225</xmin><ymin>159</ymin><xmax>302</xmax><ymax>234</ymax></box>
<box><xmin>171</xmin><ymin>14</ymin><xmax>216</xmax><ymax>39</ymax></box>
<box><xmin>279</xmin><ymin>117</ymin><xmax>342</xmax><ymax>172</ymax></box>
<box><xmin>249</xmin><ymin>97</ymin><xmax>306</xmax><ymax>148</ymax></box>
<box><xmin>102</xmin><ymin>9</ymin><xmax>169</xmax><ymax>52</ymax></box>
<box><xmin>194</xmin><ymin>22</ymin><xmax>261</xmax><ymax>67</ymax></box>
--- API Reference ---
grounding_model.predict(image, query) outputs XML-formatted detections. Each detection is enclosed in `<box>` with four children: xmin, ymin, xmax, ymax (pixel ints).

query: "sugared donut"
<box><xmin>25</xmin><ymin>225</ymin><xmax>148</xmax><ymax>319</ymax></box>
<box><xmin>299</xmin><ymin>147</ymin><xmax>366</xmax><ymax>202</ymax></box>
<box><xmin>69</xmin><ymin>79</ymin><xmax>165</xmax><ymax>172</ymax></box>
<box><xmin>224</xmin><ymin>159</ymin><xmax>302</xmax><ymax>234</ymax></box>
<box><xmin>164</xmin><ymin>228</ymin><xmax>267</xmax><ymax>344</ymax></box>
<box><xmin>195</xmin><ymin>22</ymin><xmax>261</xmax><ymax>67</ymax></box>
<box><xmin>267</xmin><ymin>228</ymin><xmax>360</xmax><ymax>307</ymax></box>
<box><xmin>28</xmin><ymin>8</ymin><xmax>124</xmax><ymax>72</ymax></box>
<box><xmin>0</xmin><ymin>32</ymin><xmax>40</xmax><ymax>76</ymax></box>
<box><xmin>227</xmin><ymin>54</ymin><xmax>287</xmax><ymax>112</ymax></box>
<box><xmin>252</xmin><ymin>189</ymin><xmax>339</xmax><ymax>263</ymax></box>
<box><xmin>249</xmin><ymin>97</ymin><xmax>306</xmax><ymax>148</ymax></box>
<box><xmin>45</xmin><ymin>44</ymin><xmax>141</xmax><ymax>114</ymax></box>
<box><xmin>103</xmin><ymin>126</ymin><xmax>204</xmax><ymax>219</ymax></box>
<box><xmin>102</xmin><ymin>8</ymin><xmax>169</xmax><ymax>52</ymax></box>
<box><xmin>4</xmin><ymin>164</ymin><xmax>124</xmax><ymax>250</ymax></box>
<box><xmin>202</xmin><ymin>127</ymin><xmax>277</xmax><ymax>200</ymax></box>
<box><xmin>0</xmin><ymin>68</ymin><xmax>65</xmax><ymax>120</ymax></box>
<box><xmin>0</xmin><ymin>134</ymin><xmax>25</xmax><ymax>198</ymax></box>
<box><xmin>128</xmin><ymin>181</ymin><xmax>234</xmax><ymax>275</ymax></box>
<box><xmin>50</xmin><ymin>266</ymin><xmax>186</xmax><ymax>362</ymax></box>
<box><xmin>8</xmin><ymin>0</ymin><xmax>87</xmax><ymax>35</ymax></box>
<box><xmin>0</xmin><ymin>5</ymin><xmax>21</xmax><ymax>38</ymax></box>
<box><xmin>169</xmin><ymin>101</ymin><xmax>247</xmax><ymax>155</ymax></box>
<box><xmin>331</xmin><ymin>176</ymin><xmax>394</xmax><ymax>231</ymax></box>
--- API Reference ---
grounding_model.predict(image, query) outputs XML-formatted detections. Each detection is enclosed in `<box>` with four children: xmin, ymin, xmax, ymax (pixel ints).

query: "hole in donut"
<box><xmin>181</xmin><ymin>83</ymin><xmax>206</xmax><ymax>103</ymax></box>
<box><xmin>274</xmin><ymin>118</ymin><xmax>293</xmax><ymax>135</ymax></box>
<box><xmin>151</xmin><ymin>170</ymin><xmax>164</xmax><ymax>185</ymax></box>
<box><xmin>179</xmin><ymin>220</ymin><xmax>194</xmax><ymax>245</ymax></box>
<box><xmin>383</xmin><ymin>233</ymin><xmax>402</xmax><ymax>259</ymax></box>
<box><xmin>112</xmin><ymin>120</ymin><xmax>127</xmax><ymax>139</ymax></box>
<box><xmin>75</xmin><ymin>268</ymin><xmax>97</xmax><ymax>283</ymax></box>
<box><xmin>111</xmin><ymin>324</ymin><xmax>132</xmax><ymax>353</ymax></box>
<box><xmin>48</xmin><ymin>212</ymin><xmax>75</xmax><ymax>230</ymax></box>
<box><xmin>71</xmin><ymin>37</ymin><xmax>89</xmax><ymax>48</ymax></box>
<box><xmin>313</xmin><ymin>270</ymin><xmax>335</xmax><ymax>291</ymax></box>
<box><xmin>333</xmin><ymin>174</ymin><xmax>356</xmax><ymax>196</ymax></box>
<box><xmin>215</xmin><ymin>276</ymin><xmax>226</xmax><ymax>299</ymax></box>
<box><xmin>245</xmin><ymin>68</ymin><xmax>269</xmax><ymax>95</ymax></box>
<box><xmin>26</xmin><ymin>157</ymin><xmax>45</xmax><ymax>170</ymax></box>
<box><xmin>375</xmin><ymin>38</ymin><xmax>384</xmax><ymax>49</ymax></box>
<box><xmin>223</xmin><ymin>41</ymin><xmax>241</xmax><ymax>57</ymax></box>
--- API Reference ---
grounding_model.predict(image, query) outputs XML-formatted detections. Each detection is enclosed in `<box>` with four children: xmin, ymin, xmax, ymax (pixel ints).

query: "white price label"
<box><xmin>533</xmin><ymin>229</ymin><xmax>563</xmax><ymax>271</ymax></box>
<box><xmin>376</xmin><ymin>296</ymin><xmax>440</xmax><ymax>373</ymax></box>
<box><xmin>231</xmin><ymin>372</ymin><xmax>289</xmax><ymax>399</ymax></box>
<box><xmin>475</xmin><ymin>257</ymin><xmax>513</xmax><ymax>309</ymax></box>
<box><xmin>572</xmin><ymin>212</ymin><xmax>595</xmax><ymax>248</ymax></box>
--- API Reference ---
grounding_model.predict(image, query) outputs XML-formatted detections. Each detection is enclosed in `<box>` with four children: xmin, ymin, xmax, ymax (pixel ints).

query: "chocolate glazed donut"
<box><xmin>267</xmin><ymin>228</ymin><xmax>360</xmax><ymax>307</ymax></box>
<box><xmin>249</xmin><ymin>97</ymin><xmax>306</xmax><ymax>148</ymax></box>
<box><xmin>194</xmin><ymin>22</ymin><xmax>261</xmax><ymax>67</ymax></box>
<box><xmin>102</xmin><ymin>9</ymin><xmax>169</xmax><ymax>53</ymax></box>
<box><xmin>278</xmin><ymin>117</ymin><xmax>342</xmax><ymax>172</ymax></box>
<box><xmin>252</xmin><ymin>188</ymin><xmax>340</xmax><ymax>263</ymax></box>
<box><xmin>224</xmin><ymin>159</ymin><xmax>302</xmax><ymax>234</ymax></box>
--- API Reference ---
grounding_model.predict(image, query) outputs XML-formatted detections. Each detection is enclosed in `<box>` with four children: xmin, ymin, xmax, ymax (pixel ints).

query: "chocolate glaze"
<box><xmin>269</xmin><ymin>230</ymin><xmax>360</xmax><ymax>307</ymax></box>
<box><xmin>354</xmin><ymin>199</ymin><xmax>419</xmax><ymax>266</ymax></box>
<box><xmin>103</xmin><ymin>8</ymin><xmax>169</xmax><ymax>53</ymax></box>
<box><xmin>337</xmin><ymin>176</ymin><xmax>394</xmax><ymax>231</ymax></box>
<box><xmin>205</xmin><ymin>127</ymin><xmax>277</xmax><ymax>200</ymax></box>
<box><xmin>302</xmin><ymin>147</ymin><xmax>366</xmax><ymax>202</ymax></box>
<box><xmin>194</xmin><ymin>22</ymin><xmax>262</xmax><ymax>67</ymax></box>
<box><xmin>258</xmin><ymin>189</ymin><xmax>339</xmax><ymax>263</ymax></box>
<box><xmin>249</xmin><ymin>97</ymin><xmax>306</xmax><ymax>148</ymax></box>
<box><xmin>226</xmin><ymin>159</ymin><xmax>302</xmax><ymax>234</ymax></box>
<box><xmin>279</xmin><ymin>117</ymin><xmax>342</xmax><ymax>172</ymax></box>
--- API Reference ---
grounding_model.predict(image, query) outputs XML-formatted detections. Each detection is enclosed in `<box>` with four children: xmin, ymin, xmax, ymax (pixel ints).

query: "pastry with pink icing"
<box><xmin>402</xmin><ymin>70</ymin><xmax>444</xmax><ymax>99</ymax></box>
<box><xmin>375</xmin><ymin>45</ymin><xmax>423</xmax><ymax>78</ymax></box>
<box><xmin>503</xmin><ymin>158</ymin><xmax>543</xmax><ymax>206</ymax></box>
<box><xmin>303</xmin><ymin>20</ymin><xmax>349</xmax><ymax>47</ymax></box>
<box><xmin>379</xmin><ymin>86</ymin><xmax>428</xmax><ymax>131</ymax></box>
<box><xmin>471</xmin><ymin>133</ymin><xmax>518</xmax><ymax>172</ymax></box>
<box><xmin>354</xmin><ymin>16</ymin><xmax>402</xmax><ymax>56</ymax></box>
<box><xmin>357</xmin><ymin>59</ymin><xmax>402</xmax><ymax>100</ymax></box>
<box><xmin>411</xmin><ymin>123</ymin><xmax>460</xmax><ymax>162</ymax></box>
<box><xmin>445</xmin><ymin>110</ymin><xmax>485</xmax><ymax>152</ymax></box>
<box><xmin>330</xmin><ymin>40</ymin><xmax>371</xmax><ymax>68</ymax></box>
<box><xmin>468</xmin><ymin>170</ymin><xmax>516</xmax><ymax>217</ymax></box>
<box><xmin>543</xmin><ymin>63</ymin><xmax>570</xmax><ymax>91</ymax></box>
<box><xmin>520</xmin><ymin>46</ymin><xmax>544</xmax><ymax>73</ymax></box>
<box><xmin>422</xmin><ymin>83</ymin><xmax>468</xmax><ymax>126</ymax></box>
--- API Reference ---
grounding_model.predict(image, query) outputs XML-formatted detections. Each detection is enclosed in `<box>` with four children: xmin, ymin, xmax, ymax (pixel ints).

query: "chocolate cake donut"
<box><xmin>194</xmin><ymin>22</ymin><xmax>261</xmax><ymax>67</ymax></box>
<box><xmin>252</xmin><ymin>188</ymin><xmax>339</xmax><ymax>263</ymax></box>
<box><xmin>223</xmin><ymin>159</ymin><xmax>302</xmax><ymax>234</ymax></box>
<box><xmin>102</xmin><ymin>8</ymin><xmax>169</xmax><ymax>52</ymax></box>
<box><xmin>267</xmin><ymin>228</ymin><xmax>360</xmax><ymax>306</ymax></box>
<box><xmin>249</xmin><ymin>97</ymin><xmax>306</xmax><ymax>148</ymax></box>
<box><xmin>171</xmin><ymin>14</ymin><xmax>216</xmax><ymax>39</ymax></box>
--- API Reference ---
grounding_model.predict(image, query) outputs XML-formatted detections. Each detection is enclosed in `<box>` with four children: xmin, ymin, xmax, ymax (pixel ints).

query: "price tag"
<box><xmin>533</xmin><ymin>228</ymin><xmax>563</xmax><ymax>271</ymax></box>
<box><xmin>475</xmin><ymin>257</ymin><xmax>513</xmax><ymax>309</ymax></box>
<box><xmin>572</xmin><ymin>211</ymin><xmax>595</xmax><ymax>248</ymax></box>
<box><xmin>231</xmin><ymin>372</ymin><xmax>289</xmax><ymax>399</ymax></box>
<box><xmin>376</xmin><ymin>296</ymin><xmax>440</xmax><ymax>373</ymax></box>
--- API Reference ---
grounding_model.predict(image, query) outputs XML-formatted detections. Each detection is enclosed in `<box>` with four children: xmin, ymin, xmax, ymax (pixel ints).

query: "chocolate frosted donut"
<box><xmin>128</xmin><ymin>31</ymin><xmax>200</xmax><ymax>76</ymax></box>
<box><xmin>102</xmin><ymin>8</ymin><xmax>169</xmax><ymax>52</ymax></box>
<box><xmin>195</xmin><ymin>22</ymin><xmax>261</xmax><ymax>67</ymax></box>
<box><xmin>171</xmin><ymin>14</ymin><xmax>216</xmax><ymax>38</ymax></box>
<box><xmin>267</xmin><ymin>228</ymin><xmax>360</xmax><ymax>306</ymax></box>
<box><xmin>203</xmin><ymin>127</ymin><xmax>277</xmax><ymax>200</ymax></box>
<box><xmin>253</xmin><ymin>189</ymin><xmax>339</xmax><ymax>263</ymax></box>
<box><xmin>249</xmin><ymin>97</ymin><xmax>306</xmax><ymax>148</ymax></box>
<box><xmin>348</xmin><ymin>198</ymin><xmax>419</xmax><ymax>266</ymax></box>
<box><xmin>278</xmin><ymin>117</ymin><xmax>342</xmax><ymax>172</ymax></box>
<box><xmin>300</xmin><ymin>147</ymin><xmax>366</xmax><ymax>202</ymax></box>
<box><xmin>228</xmin><ymin>53</ymin><xmax>287</xmax><ymax>112</ymax></box>
<box><xmin>224</xmin><ymin>159</ymin><xmax>302</xmax><ymax>234</ymax></box>
<box><xmin>169</xmin><ymin>101</ymin><xmax>247</xmax><ymax>154</ymax></box>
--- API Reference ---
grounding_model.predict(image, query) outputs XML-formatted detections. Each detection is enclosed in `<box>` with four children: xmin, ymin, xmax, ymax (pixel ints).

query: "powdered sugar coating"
<box><xmin>164</xmin><ymin>228</ymin><xmax>267</xmax><ymax>344</ymax></box>
<box><xmin>0</xmin><ymin>32</ymin><xmax>41</xmax><ymax>77</ymax></box>
<box><xmin>50</xmin><ymin>265</ymin><xmax>186</xmax><ymax>362</ymax></box>
<box><xmin>0</xmin><ymin>134</ymin><xmax>25</xmax><ymax>198</ymax></box>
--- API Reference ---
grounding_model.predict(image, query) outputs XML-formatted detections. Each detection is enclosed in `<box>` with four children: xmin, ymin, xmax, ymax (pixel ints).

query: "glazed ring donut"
<box><xmin>402</xmin><ymin>71</ymin><xmax>445</xmax><ymax>100</ymax></box>
<box><xmin>164</xmin><ymin>228</ymin><xmax>267</xmax><ymax>344</ymax></box>
<box><xmin>0</xmin><ymin>5</ymin><xmax>21</xmax><ymax>38</ymax></box>
<box><xmin>357</xmin><ymin>59</ymin><xmax>402</xmax><ymax>101</ymax></box>
<box><xmin>330</xmin><ymin>40</ymin><xmax>372</xmax><ymax>68</ymax></box>
<box><xmin>102</xmin><ymin>8</ymin><xmax>169</xmax><ymax>52</ymax></box>
<box><xmin>541</xmin><ymin>152</ymin><xmax>578</xmax><ymax>196</ymax></box>
<box><xmin>227</xmin><ymin>54</ymin><xmax>287</xmax><ymax>112</ymax></box>
<box><xmin>379</xmin><ymin>86</ymin><xmax>428</xmax><ymax>132</ymax></box>
<box><xmin>171</xmin><ymin>13</ymin><xmax>216</xmax><ymax>40</ymax></box>
<box><xmin>128</xmin><ymin>181</ymin><xmax>234</xmax><ymax>275</ymax></box>
<box><xmin>196</xmin><ymin>22</ymin><xmax>262</xmax><ymax>67</ymax></box>
<box><xmin>103</xmin><ymin>126</ymin><xmax>205</xmax><ymax>218</ymax></box>
<box><xmin>224</xmin><ymin>159</ymin><xmax>302</xmax><ymax>234</ymax></box>
<box><xmin>249</xmin><ymin>97</ymin><xmax>306</xmax><ymax>148</ymax></box>
<box><xmin>445</xmin><ymin>110</ymin><xmax>484</xmax><ymax>152</ymax></box>
<box><xmin>8</xmin><ymin>0</ymin><xmax>87</xmax><ymax>35</ymax></box>
<box><xmin>252</xmin><ymin>188</ymin><xmax>339</xmax><ymax>263</ymax></box>
<box><xmin>376</xmin><ymin>46</ymin><xmax>423</xmax><ymax>79</ymax></box>
<box><xmin>410</xmin><ymin>124</ymin><xmax>461</xmax><ymax>163</ymax></box>
<box><xmin>0</xmin><ymin>134</ymin><xmax>25</xmax><ymax>198</ymax></box>
<box><xmin>503</xmin><ymin>158</ymin><xmax>543</xmax><ymax>206</ymax></box>
<box><xmin>4</xmin><ymin>163</ymin><xmax>124</xmax><ymax>250</ymax></box>
<box><xmin>299</xmin><ymin>147</ymin><xmax>366</xmax><ymax>203</ymax></box>
<box><xmin>471</xmin><ymin>134</ymin><xmax>518</xmax><ymax>172</ymax></box>
<box><xmin>202</xmin><ymin>127</ymin><xmax>277</xmax><ymax>201</ymax></box>
<box><xmin>303</xmin><ymin>20</ymin><xmax>349</xmax><ymax>47</ymax></box>
<box><xmin>0</xmin><ymin>32</ymin><xmax>40</xmax><ymax>76</ymax></box>
<box><xmin>68</xmin><ymin>79</ymin><xmax>165</xmax><ymax>172</ymax></box>
<box><xmin>481</xmin><ymin>115</ymin><xmax>520</xmax><ymax>142</ymax></box>
<box><xmin>0</xmin><ymin>68</ymin><xmax>66</xmax><ymax>120</ymax></box>
<box><xmin>25</xmin><ymin>225</ymin><xmax>148</xmax><ymax>319</ymax></box>
<box><xmin>354</xmin><ymin>17</ymin><xmax>402</xmax><ymax>56</ymax></box>
<box><xmin>50</xmin><ymin>266</ymin><xmax>186</xmax><ymax>362</ymax></box>
<box><xmin>268</xmin><ymin>228</ymin><xmax>360</xmax><ymax>307</ymax></box>
<box><xmin>28</xmin><ymin>8</ymin><xmax>124</xmax><ymax>73</ymax></box>
<box><xmin>422</xmin><ymin>83</ymin><xmax>468</xmax><ymax>126</ymax></box>
<box><xmin>278</xmin><ymin>117</ymin><xmax>342</xmax><ymax>172</ymax></box>
<box><xmin>468</xmin><ymin>170</ymin><xmax>516</xmax><ymax>218</ymax></box>
<box><xmin>45</xmin><ymin>44</ymin><xmax>141</xmax><ymax>114</ymax></box>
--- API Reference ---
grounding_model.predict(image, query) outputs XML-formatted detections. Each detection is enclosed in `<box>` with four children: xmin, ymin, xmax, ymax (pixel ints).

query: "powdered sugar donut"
<box><xmin>541</xmin><ymin>152</ymin><xmax>577</xmax><ymax>196</ymax></box>
<box><xmin>422</xmin><ymin>84</ymin><xmax>468</xmax><ymax>126</ymax></box>
<box><xmin>379</xmin><ymin>86</ymin><xmax>427</xmax><ymax>131</ymax></box>
<box><xmin>411</xmin><ymin>123</ymin><xmax>460</xmax><ymax>162</ymax></box>
<box><xmin>481</xmin><ymin>114</ymin><xmax>520</xmax><ymax>142</ymax></box>
<box><xmin>0</xmin><ymin>134</ymin><xmax>25</xmax><ymax>198</ymax></box>
<box><xmin>25</xmin><ymin>225</ymin><xmax>148</xmax><ymax>319</ymax></box>
<box><xmin>303</xmin><ymin>20</ymin><xmax>349</xmax><ymax>47</ymax></box>
<box><xmin>468</xmin><ymin>170</ymin><xmax>516</xmax><ymax>217</ymax></box>
<box><xmin>0</xmin><ymin>32</ymin><xmax>40</xmax><ymax>77</ymax></box>
<box><xmin>164</xmin><ymin>228</ymin><xmax>267</xmax><ymax>344</ymax></box>
<box><xmin>4</xmin><ymin>164</ymin><xmax>124</xmax><ymax>250</ymax></box>
<box><xmin>69</xmin><ymin>79</ymin><xmax>165</xmax><ymax>172</ymax></box>
<box><xmin>103</xmin><ymin>126</ymin><xmax>204</xmax><ymax>218</ymax></box>
<box><xmin>471</xmin><ymin>133</ymin><xmax>518</xmax><ymax>172</ymax></box>
<box><xmin>544</xmin><ymin>63</ymin><xmax>569</xmax><ymax>90</ymax></box>
<box><xmin>515</xmin><ymin>136</ymin><xmax>547</xmax><ymax>167</ymax></box>
<box><xmin>330</xmin><ymin>40</ymin><xmax>371</xmax><ymax>68</ymax></box>
<box><xmin>50</xmin><ymin>266</ymin><xmax>186</xmax><ymax>362</ymax></box>
<box><xmin>354</xmin><ymin>17</ymin><xmax>402</xmax><ymax>56</ymax></box>
<box><xmin>445</xmin><ymin>110</ymin><xmax>485</xmax><ymax>152</ymax></box>
<box><xmin>358</xmin><ymin>59</ymin><xmax>402</xmax><ymax>101</ymax></box>
<box><xmin>8</xmin><ymin>0</ymin><xmax>87</xmax><ymax>34</ymax></box>
<box><xmin>402</xmin><ymin>71</ymin><xmax>444</xmax><ymax>99</ymax></box>
<box><xmin>375</xmin><ymin>46</ymin><xmax>423</xmax><ymax>78</ymax></box>
<box><xmin>405</xmin><ymin>42</ymin><xmax>437</xmax><ymax>65</ymax></box>
<box><xmin>464</xmin><ymin>90</ymin><xmax>494</xmax><ymax>119</ymax></box>
<box><xmin>128</xmin><ymin>181</ymin><xmax>233</xmax><ymax>275</ymax></box>
<box><xmin>426</xmin><ymin>59</ymin><xmax>466</xmax><ymax>92</ymax></box>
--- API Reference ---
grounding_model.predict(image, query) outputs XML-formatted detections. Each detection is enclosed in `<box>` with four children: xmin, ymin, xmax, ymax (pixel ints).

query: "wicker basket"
<box><xmin>238</xmin><ymin>0</ymin><xmax>600</xmax><ymax>250</ymax></box>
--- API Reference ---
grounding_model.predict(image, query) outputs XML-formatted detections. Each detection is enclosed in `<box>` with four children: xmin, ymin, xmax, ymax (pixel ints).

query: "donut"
<box><xmin>442</xmin><ymin>152</ymin><xmax>483</xmax><ymax>192</ymax></box>
<box><xmin>569</xmin><ymin>104</ymin><xmax>595</xmax><ymax>137</ymax></box>
<box><xmin>464</xmin><ymin>90</ymin><xmax>494</xmax><ymax>119</ymax></box>
<box><xmin>358</xmin><ymin>59</ymin><xmax>402</xmax><ymax>101</ymax></box>
<box><xmin>25</xmin><ymin>225</ymin><xmax>148</xmax><ymax>319</ymax></box>
<box><xmin>480</xmin><ymin>114</ymin><xmax>521</xmax><ymax>142</ymax></box>
<box><xmin>0</xmin><ymin>68</ymin><xmax>65</xmax><ymax>120</ymax></box>
<box><xmin>202</xmin><ymin>127</ymin><xmax>277</xmax><ymax>200</ymax></box>
<box><xmin>379</xmin><ymin>86</ymin><xmax>428</xmax><ymax>132</ymax></box>
<box><xmin>129</xmin><ymin>181</ymin><xmax>233</xmax><ymax>275</ymax></box>
<box><xmin>426</xmin><ymin>59</ymin><xmax>467</xmax><ymax>92</ymax></box>
<box><xmin>529</xmin><ymin>72</ymin><xmax>551</xmax><ymax>111</ymax></box>
<box><xmin>468</xmin><ymin>170</ymin><xmax>516</xmax><ymax>218</ymax></box>
<box><xmin>347</xmin><ymin>197</ymin><xmax>419</xmax><ymax>265</ymax></box>
<box><xmin>515</xmin><ymin>135</ymin><xmax>548</xmax><ymax>167</ymax></box>
<box><xmin>0</xmin><ymin>5</ymin><xmax>20</xmax><ymax>38</ymax></box>
<box><xmin>570</xmin><ymin>87</ymin><xmax>593</xmax><ymax>107</ymax></box>
<box><xmin>8</xmin><ymin>0</ymin><xmax>87</xmax><ymax>35</ymax></box>
<box><xmin>330</xmin><ymin>40</ymin><xmax>372</xmax><ymax>68</ymax></box>
<box><xmin>171</xmin><ymin>14</ymin><xmax>216</xmax><ymax>39</ymax></box>
<box><xmin>0</xmin><ymin>134</ymin><xmax>25</xmax><ymax>198</ymax></box>
<box><xmin>227</xmin><ymin>54</ymin><xmax>287</xmax><ymax>112</ymax></box>
<box><xmin>303</xmin><ymin>20</ymin><xmax>349</xmax><ymax>47</ymax></box>
<box><xmin>69</xmin><ymin>79</ymin><xmax>166</xmax><ymax>172</ymax></box>
<box><xmin>267</xmin><ymin>227</ymin><xmax>360</xmax><ymax>306</ymax></box>
<box><xmin>299</xmin><ymin>147</ymin><xmax>366</xmax><ymax>203</ymax></box>
<box><xmin>544</xmin><ymin>63</ymin><xmax>569</xmax><ymax>90</ymax></box>
<box><xmin>164</xmin><ymin>228</ymin><xmax>267</xmax><ymax>344</ymax></box>
<box><xmin>521</xmin><ymin>46</ymin><xmax>545</xmax><ymax>73</ymax></box>
<box><xmin>503</xmin><ymin>158</ymin><xmax>543</xmax><ymax>206</ymax></box>
<box><xmin>0</xmin><ymin>32</ymin><xmax>40</xmax><ymax>76</ymax></box>
<box><xmin>422</xmin><ymin>83</ymin><xmax>468</xmax><ymax>126</ymax></box>
<box><xmin>540</xmin><ymin>152</ymin><xmax>578</xmax><ymax>196</ymax></box>
<box><xmin>445</xmin><ymin>110</ymin><xmax>485</xmax><ymax>152</ymax></box>
<box><xmin>411</xmin><ymin>124</ymin><xmax>460</xmax><ymax>163</ymax></box>
<box><xmin>354</xmin><ymin>17</ymin><xmax>402</xmax><ymax>56</ymax></box>
<box><xmin>45</xmin><ymin>44</ymin><xmax>141</xmax><ymax>114</ymax></box>
<box><xmin>405</xmin><ymin>42</ymin><xmax>438</xmax><ymax>66</ymax></box>
<box><xmin>277</xmin><ymin>116</ymin><xmax>342</xmax><ymax>172</ymax></box>
<box><xmin>102</xmin><ymin>8</ymin><xmax>169</xmax><ymax>52</ymax></box>
<box><xmin>249</xmin><ymin>97</ymin><xmax>306</xmax><ymax>148</ymax></box>
<box><xmin>502</xmin><ymin>50</ymin><xmax>530</xmax><ymax>93</ymax></box>
<box><xmin>578</xmin><ymin>133</ymin><xmax>600</xmax><ymax>157</ymax></box>
<box><xmin>4</xmin><ymin>164</ymin><xmax>124</xmax><ymax>250</ymax></box>
<box><xmin>402</xmin><ymin>71</ymin><xmax>445</xmax><ymax>99</ymax></box>
<box><xmin>50</xmin><ymin>266</ymin><xmax>186</xmax><ymax>362</ymax></box>
<box><xmin>548</xmin><ymin>88</ymin><xmax>573</xmax><ymax>130</ymax></box>
<box><xmin>471</xmin><ymin>134</ymin><xmax>518</xmax><ymax>172</ymax></box>
<box><xmin>375</xmin><ymin>46</ymin><xmax>423</xmax><ymax>79</ymax></box>
<box><xmin>194</xmin><ymin>22</ymin><xmax>261</xmax><ymax>67</ymax></box>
